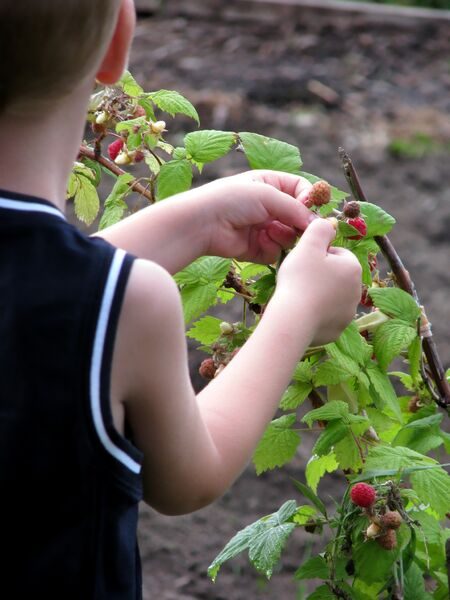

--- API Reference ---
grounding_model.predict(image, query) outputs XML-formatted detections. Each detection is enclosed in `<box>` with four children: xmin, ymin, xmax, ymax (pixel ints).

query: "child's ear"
<box><xmin>96</xmin><ymin>0</ymin><xmax>136</xmax><ymax>85</ymax></box>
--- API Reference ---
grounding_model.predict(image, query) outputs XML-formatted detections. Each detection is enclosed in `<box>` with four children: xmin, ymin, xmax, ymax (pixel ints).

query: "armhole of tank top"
<box><xmin>89</xmin><ymin>248</ymin><xmax>143</xmax><ymax>477</ymax></box>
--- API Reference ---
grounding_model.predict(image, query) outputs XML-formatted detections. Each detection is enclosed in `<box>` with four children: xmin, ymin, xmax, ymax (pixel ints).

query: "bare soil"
<box><xmin>120</xmin><ymin>7</ymin><xmax>450</xmax><ymax>598</ymax></box>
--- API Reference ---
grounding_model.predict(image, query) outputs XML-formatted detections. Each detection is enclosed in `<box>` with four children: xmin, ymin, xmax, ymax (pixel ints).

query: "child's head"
<box><xmin>0</xmin><ymin>0</ymin><xmax>134</xmax><ymax>117</ymax></box>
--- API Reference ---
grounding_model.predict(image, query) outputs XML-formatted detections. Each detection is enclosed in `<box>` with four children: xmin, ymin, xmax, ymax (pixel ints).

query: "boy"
<box><xmin>0</xmin><ymin>0</ymin><xmax>362</xmax><ymax>597</ymax></box>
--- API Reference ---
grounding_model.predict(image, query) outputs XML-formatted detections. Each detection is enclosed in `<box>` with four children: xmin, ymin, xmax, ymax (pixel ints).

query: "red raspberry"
<box><xmin>360</xmin><ymin>287</ymin><xmax>373</xmax><ymax>308</ymax></box>
<box><xmin>347</xmin><ymin>216</ymin><xmax>367</xmax><ymax>240</ymax></box>
<box><xmin>199</xmin><ymin>358</ymin><xmax>216</xmax><ymax>380</ymax></box>
<box><xmin>133</xmin><ymin>105</ymin><xmax>146</xmax><ymax>118</ymax></box>
<box><xmin>343</xmin><ymin>200</ymin><xmax>360</xmax><ymax>218</ymax></box>
<box><xmin>309</xmin><ymin>181</ymin><xmax>331</xmax><ymax>207</ymax></box>
<box><xmin>350</xmin><ymin>483</ymin><xmax>376</xmax><ymax>508</ymax></box>
<box><xmin>108</xmin><ymin>138</ymin><xmax>124</xmax><ymax>161</ymax></box>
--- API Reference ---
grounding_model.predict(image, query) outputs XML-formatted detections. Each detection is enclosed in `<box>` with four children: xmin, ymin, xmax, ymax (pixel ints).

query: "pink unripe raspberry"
<box><xmin>376</xmin><ymin>529</ymin><xmax>397</xmax><ymax>550</ymax></box>
<box><xmin>347</xmin><ymin>216</ymin><xmax>367</xmax><ymax>240</ymax></box>
<box><xmin>133</xmin><ymin>105</ymin><xmax>147</xmax><ymax>118</ymax></box>
<box><xmin>108</xmin><ymin>138</ymin><xmax>124</xmax><ymax>161</ymax></box>
<box><xmin>309</xmin><ymin>180</ymin><xmax>331</xmax><ymax>207</ymax></box>
<box><xmin>380</xmin><ymin>510</ymin><xmax>402</xmax><ymax>530</ymax></box>
<box><xmin>350</xmin><ymin>483</ymin><xmax>376</xmax><ymax>508</ymax></box>
<box><xmin>343</xmin><ymin>200</ymin><xmax>361</xmax><ymax>218</ymax></box>
<box><xmin>199</xmin><ymin>358</ymin><xmax>216</xmax><ymax>380</ymax></box>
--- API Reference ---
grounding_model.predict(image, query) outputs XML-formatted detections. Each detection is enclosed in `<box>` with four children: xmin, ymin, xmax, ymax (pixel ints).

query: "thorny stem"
<box><xmin>339</xmin><ymin>148</ymin><xmax>450</xmax><ymax>410</ymax></box>
<box><xmin>78</xmin><ymin>144</ymin><xmax>156</xmax><ymax>204</ymax></box>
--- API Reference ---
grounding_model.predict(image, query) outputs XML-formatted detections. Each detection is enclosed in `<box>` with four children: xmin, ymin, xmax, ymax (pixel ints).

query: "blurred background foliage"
<box><xmin>350</xmin><ymin>0</ymin><xmax>448</xmax><ymax>8</ymax></box>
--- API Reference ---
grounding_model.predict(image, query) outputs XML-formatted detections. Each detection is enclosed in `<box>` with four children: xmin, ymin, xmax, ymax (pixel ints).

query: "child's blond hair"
<box><xmin>0</xmin><ymin>0</ymin><xmax>121</xmax><ymax>115</ymax></box>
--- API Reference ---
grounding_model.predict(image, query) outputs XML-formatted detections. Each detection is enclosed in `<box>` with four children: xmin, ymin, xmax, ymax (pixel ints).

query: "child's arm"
<box><xmin>111</xmin><ymin>218</ymin><xmax>362</xmax><ymax>515</ymax></box>
<box><xmin>94</xmin><ymin>171</ymin><xmax>314</xmax><ymax>274</ymax></box>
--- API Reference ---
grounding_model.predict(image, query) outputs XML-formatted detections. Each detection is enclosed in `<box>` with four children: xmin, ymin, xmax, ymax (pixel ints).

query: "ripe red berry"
<box><xmin>199</xmin><ymin>358</ymin><xmax>216</xmax><ymax>380</ymax></box>
<box><xmin>347</xmin><ymin>216</ymin><xmax>367</xmax><ymax>240</ymax></box>
<box><xmin>343</xmin><ymin>200</ymin><xmax>360</xmax><ymax>218</ymax></box>
<box><xmin>360</xmin><ymin>287</ymin><xmax>373</xmax><ymax>308</ymax></box>
<box><xmin>350</xmin><ymin>483</ymin><xmax>376</xmax><ymax>508</ymax></box>
<box><xmin>309</xmin><ymin>180</ymin><xmax>331</xmax><ymax>207</ymax></box>
<box><xmin>108</xmin><ymin>138</ymin><xmax>124</xmax><ymax>161</ymax></box>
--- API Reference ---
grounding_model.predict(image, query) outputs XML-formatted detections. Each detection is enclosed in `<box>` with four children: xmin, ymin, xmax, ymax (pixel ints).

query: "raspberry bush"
<box><xmin>71</xmin><ymin>71</ymin><xmax>450</xmax><ymax>599</ymax></box>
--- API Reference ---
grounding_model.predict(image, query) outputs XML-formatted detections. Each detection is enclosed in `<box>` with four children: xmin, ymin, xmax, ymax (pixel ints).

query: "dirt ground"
<box><xmin>116</xmin><ymin>6</ymin><xmax>450</xmax><ymax>598</ymax></box>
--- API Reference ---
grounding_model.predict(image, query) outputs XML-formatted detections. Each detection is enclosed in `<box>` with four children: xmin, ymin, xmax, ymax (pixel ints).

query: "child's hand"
<box><xmin>197</xmin><ymin>170</ymin><xmax>315</xmax><ymax>264</ymax></box>
<box><xmin>276</xmin><ymin>218</ymin><xmax>362</xmax><ymax>346</ymax></box>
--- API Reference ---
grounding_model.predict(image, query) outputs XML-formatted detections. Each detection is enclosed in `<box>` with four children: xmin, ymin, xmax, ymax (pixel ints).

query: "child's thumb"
<box><xmin>298</xmin><ymin>218</ymin><xmax>336</xmax><ymax>254</ymax></box>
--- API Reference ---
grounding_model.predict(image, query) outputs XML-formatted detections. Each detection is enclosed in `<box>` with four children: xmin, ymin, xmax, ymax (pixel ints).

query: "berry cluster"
<box><xmin>198</xmin><ymin>322</ymin><xmax>241</xmax><ymax>381</ymax></box>
<box><xmin>350</xmin><ymin>483</ymin><xmax>403</xmax><ymax>550</ymax></box>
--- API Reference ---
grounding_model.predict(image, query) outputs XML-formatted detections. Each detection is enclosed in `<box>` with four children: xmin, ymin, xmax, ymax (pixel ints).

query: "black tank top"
<box><xmin>0</xmin><ymin>189</ymin><xmax>143</xmax><ymax>599</ymax></box>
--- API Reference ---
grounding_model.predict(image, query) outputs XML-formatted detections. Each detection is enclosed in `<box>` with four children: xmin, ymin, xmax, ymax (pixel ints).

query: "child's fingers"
<box><xmin>265</xmin><ymin>221</ymin><xmax>297</xmax><ymax>250</ymax></box>
<box><xmin>256</xmin><ymin>185</ymin><xmax>318</xmax><ymax>232</ymax></box>
<box><xmin>296</xmin><ymin>218</ymin><xmax>336</xmax><ymax>254</ymax></box>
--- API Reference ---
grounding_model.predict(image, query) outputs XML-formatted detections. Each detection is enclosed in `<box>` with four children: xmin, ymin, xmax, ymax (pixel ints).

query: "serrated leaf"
<box><xmin>373</xmin><ymin>319</ymin><xmax>418</xmax><ymax>371</ymax></box>
<box><xmin>295</xmin><ymin>555</ymin><xmax>329</xmax><ymax>580</ymax></box>
<box><xmin>368</xmin><ymin>287</ymin><xmax>421</xmax><ymax>324</ymax></box>
<box><xmin>408</xmin><ymin>335</ymin><xmax>422</xmax><ymax>383</ymax></box>
<box><xmin>250</xmin><ymin>272</ymin><xmax>276</xmax><ymax>304</ymax></box>
<box><xmin>325</xmin><ymin>343</ymin><xmax>361</xmax><ymax>376</ymax></box>
<box><xmin>239</xmin><ymin>132</ymin><xmax>302</xmax><ymax>174</ymax></box>
<box><xmin>253</xmin><ymin>414</ymin><xmax>300</xmax><ymax>475</ymax></box>
<box><xmin>184</xmin><ymin>130</ymin><xmax>236</xmax><ymax>163</ymax></box>
<box><xmin>334</xmin><ymin>431</ymin><xmax>364</xmax><ymax>471</ymax></box>
<box><xmin>180</xmin><ymin>283</ymin><xmax>217</xmax><ymax>324</ymax></box>
<box><xmin>365</xmin><ymin>445</ymin><xmax>433</xmax><ymax>472</ymax></box>
<box><xmin>208</xmin><ymin>519</ymin><xmax>265</xmax><ymax>582</ymax></box>
<box><xmin>411</xmin><ymin>466</ymin><xmax>450</xmax><ymax>519</ymax></box>
<box><xmin>280</xmin><ymin>382</ymin><xmax>312</xmax><ymax>410</ymax></box>
<box><xmin>116</xmin><ymin>70</ymin><xmax>144</xmax><ymax>97</ymax></box>
<box><xmin>353</xmin><ymin>537</ymin><xmax>399</xmax><ymax>584</ymax></box>
<box><xmin>291</xmin><ymin>479</ymin><xmax>327</xmax><ymax>516</ymax></box>
<box><xmin>293</xmin><ymin>360</ymin><xmax>314</xmax><ymax>383</ymax></box>
<box><xmin>98</xmin><ymin>173</ymin><xmax>134</xmax><ymax>230</ymax></box>
<box><xmin>403</xmin><ymin>563</ymin><xmax>433</xmax><ymax>600</ymax></box>
<box><xmin>302</xmin><ymin>401</ymin><xmax>350</xmax><ymax>427</ymax></box>
<box><xmin>313</xmin><ymin>359</ymin><xmax>354</xmax><ymax>387</ymax></box>
<box><xmin>312</xmin><ymin>421</ymin><xmax>349</xmax><ymax>456</ymax></box>
<box><xmin>352</xmin><ymin>245</ymin><xmax>373</xmax><ymax>287</ymax></box>
<box><xmin>365</xmin><ymin>363</ymin><xmax>403</xmax><ymax>422</ymax></box>
<box><xmin>246</xmin><ymin>500</ymin><xmax>297</xmax><ymax>579</ymax></box>
<box><xmin>186</xmin><ymin>316</ymin><xmax>222</xmax><ymax>345</ymax></box>
<box><xmin>67</xmin><ymin>169</ymin><xmax>100</xmax><ymax>226</ymax></box>
<box><xmin>175</xmin><ymin>256</ymin><xmax>231</xmax><ymax>286</ymax></box>
<box><xmin>359</xmin><ymin>202</ymin><xmax>396</xmax><ymax>237</ymax></box>
<box><xmin>237</xmin><ymin>262</ymin><xmax>270</xmax><ymax>281</ymax></box>
<box><xmin>306</xmin><ymin>585</ymin><xmax>336</xmax><ymax>599</ymax></box>
<box><xmin>147</xmin><ymin>89</ymin><xmax>200</xmax><ymax>124</ymax></box>
<box><xmin>144</xmin><ymin>152</ymin><xmax>161</xmax><ymax>176</ymax></box>
<box><xmin>156</xmin><ymin>159</ymin><xmax>193</xmax><ymax>200</ymax></box>
<box><xmin>305</xmin><ymin>453</ymin><xmax>339</xmax><ymax>493</ymax></box>
<box><xmin>335</xmin><ymin>322</ymin><xmax>373</xmax><ymax>366</ymax></box>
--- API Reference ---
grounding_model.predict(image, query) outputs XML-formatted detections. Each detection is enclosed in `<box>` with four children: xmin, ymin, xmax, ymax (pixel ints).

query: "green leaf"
<box><xmin>246</xmin><ymin>501</ymin><xmax>297</xmax><ymax>579</ymax></box>
<box><xmin>146</xmin><ymin>89</ymin><xmax>200</xmax><ymax>124</ymax></box>
<box><xmin>250</xmin><ymin>272</ymin><xmax>276</xmax><ymax>304</ymax></box>
<box><xmin>116</xmin><ymin>70</ymin><xmax>144</xmax><ymax>97</ymax></box>
<box><xmin>403</xmin><ymin>562</ymin><xmax>433</xmax><ymax>600</ymax></box>
<box><xmin>144</xmin><ymin>153</ymin><xmax>161</xmax><ymax>176</ymax></box>
<box><xmin>237</xmin><ymin>262</ymin><xmax>270</xmax><ymax>281</ymax></box>
<box><xmin>180</xmin><ymin>283</ymin><xmax>218</xmax><ymax>324</ymax></box>
<box><xmin>306</xmin><ymin>585</ymin><xmax>336</xmax><ymax>600</ymax></box>
<box><xmin>208</xmin><ymin>519</ymin><xmax>265</xmax><ymax>582</ymax></box>
<box><xmin>305</xmin><ymin>453</ymin><xmax>339</xmax><ymax>493</ymax></box>
<box><xmin>365</xmin><ymin>363</ymin><xmax>403</xmax><ymax>422</ymax></box>
<box><xmin>373</xmin><ymin>320</ymin><xmax>418</xmax><ymax>371</ymax></box>
<box><xmin>364</xmin><ymin>445</ymin><xmax>433</xmax><ymax>473</ymax></box>
<box><xmin>313</xmin><ymin>359</ymin><xmax>355</xmax><ymax>387</ymax></box>
<box><xmin>291</xmin><ymin>479</ymin><xmax>327</xmax><ymax>516</ymax></box>
<box><xmin>295</xmin><ymin>555</ymin><xmax>329</xmax><ymax>580</ymax></box>
<box><xmin>280</xmin><ymin>382</ymin><xmax>312</xmax><ymax>410</ymax></box>
<box><xmin>253</xmin><ymin>414</ymin><xmax>301</xmax><ymax>475</ymax></box>
<box><xmin>312</xmin><ymin>421</ymin><xmax>349</xmax><ymax>456</ymax></box>
<box><xmin>393</xmin><ymin>414</ymin><xmax>444</xmax><ymax>454</ymax></box>
<box><xmin>359</xmin><ymin>202</ymin><xmax>396</xmax><ymax>237</ymax></box>
<box><xmin>239</xmin><ymin>132</ymin><xmax>302</xmax><ymax>174</ymax></box>
<box><xmin>408</xmin><ymin>335</ymin><xmax>422</xmax><ymax>383</ymax></box>
<box><xmin>353</xmin><ymin>534</ymin><xmax>399</xmax><ymax>584</ymax></box>
<box><xmin>325</xmin><ymin>343</ymin><xmax>361</xmax><ymax>377</ymax></box>
<box><xmin>411</xmin><ymin>466</ymin><xmax>450</xmax><ymax>519</ymax></box>
<box><xmin>293</xmin><ymin>360</ymin><xmax>314</xmax><ymax>383</ymax></box>
<box><xmin>186</xmin><ymin>316</ymin><xmax>222</xmax><ymax>345</ymax></box>
<box><xmin>156</xmin><ymin>159</ymin><xmax>193</xmax><ymax>200</ymax></box>
<box><xmin>368</xmin><ymin>287</ymin><xmax>421</xmax><ymax>324</ymax></box>
<box><xmin>175</xmin><ymin>256</ymin><xmax>231</xmax><ymax>286</ymax></box>
<box><xmin>98</xmin><ymin>172</ymin><xmax>134</xmax><ymax>230</ymax></box>
<box><xmin>302</xmin><ymin>401</ymin><xmax>350</xmax><ymax>427</ymax></box>
<box><xmin>335</xmin><ymin>322</ymin><xmax>373</xmax><ymax>366</ymax></box>
<box><xmin>334</xmin><ymin>431</ymin><xmax>364</xmax><ymax>471</ymax></box>
<box><xmin>67</xmin><ymin>165</ymin><xmax>100</xmax><ymax>226</ymax></box>
<box><xmin>184</xmin><ymin>130</ymin><xmax>236</xmax><ymax>163</ymax></box>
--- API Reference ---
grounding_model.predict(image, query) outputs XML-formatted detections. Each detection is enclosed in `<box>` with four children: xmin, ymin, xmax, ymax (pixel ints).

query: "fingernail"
<box><xmin>308</xmin><ymin>212</ymin><xmax>318</xmax><ymax>223</ymax></box>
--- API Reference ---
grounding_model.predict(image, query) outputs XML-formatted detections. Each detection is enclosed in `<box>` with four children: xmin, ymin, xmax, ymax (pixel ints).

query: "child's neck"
<box><xmin>0</xmin><ymin>86</ymin><xmax>92</xmax><ymax>212</ymax></box>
